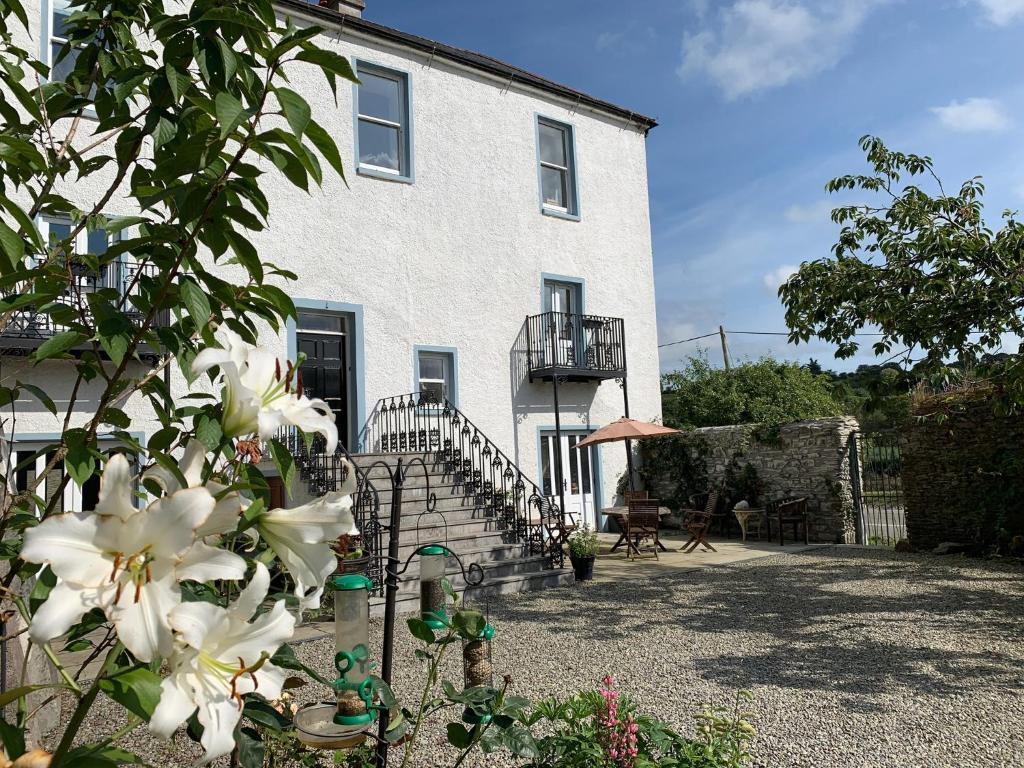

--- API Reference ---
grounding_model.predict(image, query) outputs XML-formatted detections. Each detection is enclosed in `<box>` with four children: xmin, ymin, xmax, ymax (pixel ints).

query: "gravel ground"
<box><xmin>62</xmin><ymin>546</ymin><xmax>1024</xmax><ymax>767</ymax></box>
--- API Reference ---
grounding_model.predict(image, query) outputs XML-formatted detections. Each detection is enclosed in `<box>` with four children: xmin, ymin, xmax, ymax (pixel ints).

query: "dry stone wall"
<box><xmin>645</xmin><ymin>417</ymin><xmax>860</xmax><ymax>543</ymax></box>
<box><xmin>903</xmin><ymin>395</ymin><xmax>1024</xmax><ymax>551</ymax></box>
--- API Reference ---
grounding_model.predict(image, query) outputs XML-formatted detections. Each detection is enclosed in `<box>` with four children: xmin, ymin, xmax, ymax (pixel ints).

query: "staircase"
<box><xmin>353</xmin><ymin>450</ymin><xmax>574</xmax><ymax>616</ymax></box>
<box><xmin>277</xmin><ymin>392</ymin><xmax>574</xmax><ymax>617</ymax></box>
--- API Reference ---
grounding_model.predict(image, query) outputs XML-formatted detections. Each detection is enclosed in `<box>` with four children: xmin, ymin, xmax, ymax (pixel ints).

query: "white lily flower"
<box><xmin>150</xmin><ymin>562</ymin><xmax>295</xmax><ymax>764</ymax></box>
<box><xmin>144</xmin><ymin>440</ymin><xmax>249</xmax><ymax>539</ymax></box>
<box><xmin>192</xmin><ymin>329</ymin><xmax>338</xmax><ymax>452</ymax></box>
<box><xmin>256</xmin><ymin>462</ymin><xmax>359</xmax><ymax>609</ymax></box>
<box><xmin>22</xmin><ymin>455</ymin><xmax>244</xmax><ymax>661</ymax></box>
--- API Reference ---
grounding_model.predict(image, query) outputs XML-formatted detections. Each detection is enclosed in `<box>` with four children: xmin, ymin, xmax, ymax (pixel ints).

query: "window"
<box><xmin>46</xmin><ymin>0</ymin><xmax>78</xmax><ymax>83</ymax></box>
<box><xmin>537</xmin><ymin>117</ymin><xmax>578</xmax><ymax>218</ymax></box>
<box><xmin>40</xmin><ymin>217</ymin><xmax>122</xmax><ymax>288</ymax></box>
<box><xmin>415</xmin><ymin>348</ymin><xmax>457</xmax><ymax>407</ymax></box>
<box><xmin>355</xmin><ymin>62</ymin><xmax>413</xmax><ymax>181</ymax></box>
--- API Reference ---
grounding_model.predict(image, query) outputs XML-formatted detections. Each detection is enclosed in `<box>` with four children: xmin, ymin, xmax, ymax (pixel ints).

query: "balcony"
<box><xmin>515</xmin><ymin>311</ymin><xmax>626</xmax><ymax>382</ymax></box>
<box><xmin>0</xmin><ymin>261</ymin><xmax>167</xmax><ymax>358</ymax></box>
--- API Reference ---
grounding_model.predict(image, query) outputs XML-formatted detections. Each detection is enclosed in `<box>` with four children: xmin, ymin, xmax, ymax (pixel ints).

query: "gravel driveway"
<box><xmin>67</xmin><ymin>546</ymin><xmax>1024</xmax><ymax>767</ymax></box>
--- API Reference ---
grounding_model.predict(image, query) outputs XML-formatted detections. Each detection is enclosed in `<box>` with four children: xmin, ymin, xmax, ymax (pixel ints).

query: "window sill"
<box><xmin>541</xmin><ymin>206</ymin><xmax>581</xmax><ymax>222</ymax></box>
<box><xmin>357</xmin><ymin>165</ymin><xmax>414</xmax><ymax>184</ymax></box>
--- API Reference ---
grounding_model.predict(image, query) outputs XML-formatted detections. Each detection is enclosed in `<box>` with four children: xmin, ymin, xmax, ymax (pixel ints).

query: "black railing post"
<box><xmin>374</xmin><ymin>457</ymin><xmax>404</xmax><ymax>768</ymax></box>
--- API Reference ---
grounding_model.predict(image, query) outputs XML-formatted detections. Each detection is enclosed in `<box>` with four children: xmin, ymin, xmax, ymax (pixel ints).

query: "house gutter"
<box><xmin>274</xmin><ymin>0</ymin><xmax>658</xmax><ymax>136</ymax></box>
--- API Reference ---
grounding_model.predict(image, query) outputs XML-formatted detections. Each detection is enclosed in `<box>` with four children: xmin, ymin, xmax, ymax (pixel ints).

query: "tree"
<box><xmin>779</xmin><ymin>136</ymin><xmax>1024</xmax><ymax>408</ymax></box>
<box><xmin>661</xmin><ymin>355</ymin><xmax>843</xmax><ymax>429</ymax></box>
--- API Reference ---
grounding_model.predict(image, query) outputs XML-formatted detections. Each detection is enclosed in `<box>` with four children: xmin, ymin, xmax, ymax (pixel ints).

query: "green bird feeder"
<box><xmin>419</xmin><ymin>545</ymin><xmax>451</xmax><ymax>629</ymax></box>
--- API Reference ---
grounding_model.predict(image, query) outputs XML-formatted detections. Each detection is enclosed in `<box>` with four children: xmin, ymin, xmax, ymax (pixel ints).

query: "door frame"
<box><xmin>287</xmin><ymin>300</ymin><xmax>365</xmax><ymax>452</ymax></box>
<box><xmin>535</xmin><ymin>425</ymin><xmax>605</xmax><ymax>531</ymax></box>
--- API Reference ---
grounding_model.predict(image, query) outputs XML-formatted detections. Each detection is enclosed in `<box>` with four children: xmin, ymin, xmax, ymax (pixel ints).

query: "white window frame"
<box><xmin>536</xmin><ymin>116</ymin><xmax>579</xmax><ymax>219</ymax></box>
<box><xmin>355</xmin><ymin>62</ymin><xmax>413</xmax><ymax>181</ymax></box>
<box><xmin>416</xmin><ymin>351</ymin><xmax>450</xmax><ymax>405</ymax></box>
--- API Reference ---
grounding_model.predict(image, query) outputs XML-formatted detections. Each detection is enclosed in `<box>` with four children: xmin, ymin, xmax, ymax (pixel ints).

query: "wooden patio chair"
<box><xmin>625</xmin><ymin>498</ymin><xmax>661</xmax><ymax>560</ymax></box>
<box><xmin>682</xmin><ymin>490</ymin><xmax>719</xmax><ymax>553</ymax></box>
<box><xmin>624</xmin><ymin>490</ymin><xmax>649</xmax><ymax>503</ymax></box>
<box><xmin>542</xmin><ymin>502</ymin><xmax>579</xmax><ymax>555</ymax></box>
<box><xmin>769</xmin><ymin>496</ymin><xmax>809</xmax><ymax>545</ymax></box>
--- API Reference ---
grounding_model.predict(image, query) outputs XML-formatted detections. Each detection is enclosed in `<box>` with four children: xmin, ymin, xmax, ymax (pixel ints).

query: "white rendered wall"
<box><xmin>5</xmin><ymin>4</ymin><xmax>662</xmax><ymax>525</ymax></box>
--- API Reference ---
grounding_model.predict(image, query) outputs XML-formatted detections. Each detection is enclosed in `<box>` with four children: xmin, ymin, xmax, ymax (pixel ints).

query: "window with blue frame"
<box><xmin>41</xmin><ymin>216</ymin><xmax>126</xmax><ymax>293</ymax></box>
<box><xmin>355</xmin><ymin>62</ymin><xmax>412</xmax><ymax>180</ymax></box>
<box><xmin>537</xmin><ymin>117</ymin><xmax>578</xmax><ymax>217</ymax></box>
<box><xmin>416</xmin><ymin>350</ymin><xmax>455</xmax><ymax>406</ymax></box>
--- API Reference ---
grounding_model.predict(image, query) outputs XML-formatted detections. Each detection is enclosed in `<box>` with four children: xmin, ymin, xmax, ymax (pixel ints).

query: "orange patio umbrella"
<box><xmin>572</xmin><ymin>417</ymin><xmax>681</xmax><ymax>492</ymax></box>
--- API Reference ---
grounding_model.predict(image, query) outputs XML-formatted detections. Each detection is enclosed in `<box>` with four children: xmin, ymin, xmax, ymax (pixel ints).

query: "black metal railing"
<box><xmin>0</xmin><ymin>261</ymin><xmax>168</xmax><ymax>351</ymax></box>
<box><xmin>514</xmin><ymin>311</ymin><xmax>626</xmax><ymax>380</ymax></box>
<box><xmin>274</xmin><ymin>426</ymin><xmax>385</xmax><ymax>593</ymax></box>
<box><xmin>358</xmin><ymin>391</ymin><xmax>565</xmax><ymax>568</ymax></box>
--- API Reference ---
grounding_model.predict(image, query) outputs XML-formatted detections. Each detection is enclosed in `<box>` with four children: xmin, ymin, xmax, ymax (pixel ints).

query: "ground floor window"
<box><xmin>414</xmin><ymin>347</ymin><xmax>457</xmax><ymax>407</ymax></box>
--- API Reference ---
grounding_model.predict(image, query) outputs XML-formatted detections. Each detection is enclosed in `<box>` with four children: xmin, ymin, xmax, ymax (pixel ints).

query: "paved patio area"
<box><xmin>64</xmin><ymin>546</ymin><xmax>1024</xmax><ymax>767</ymax></box>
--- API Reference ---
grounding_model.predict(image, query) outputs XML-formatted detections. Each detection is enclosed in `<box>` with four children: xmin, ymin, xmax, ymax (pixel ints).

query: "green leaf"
<box><xmin>0</xmin><ymin>683</ymin><xmax>69</xmax><ymax>710</ymax></box>
<box><xmin>276</xmin><ymin>87</ymin><xmax>310</xmax><ymax>138</ymax></box>
<box><xmin>98</xmin><ymin>667</ymin><xmax>163</xmax><ymax>721</ymax></box>
<box><xmin>268</xmin><ymin>438</ymin><xmax>295</xmax><ymax>494</ymax></box>
<box><xmin>64</xmin><ymin>429</ymin><xmax>95</xmax><ymax>487</ymax></box>
<box><xmin>498</xmin><ymin>724</ymin><xmax>539</xmax><ymax>759</ymax></box>
<box><xmin>0</xmin><ymin>219</ymin><xmax>24</xmax><ymax>269</ymax></box>
<box><xmin>406</xmin><ymin>618</ymin><xmax>436</xmax><ymax>646</ymax></box>
<box><xmin>215</xmin><ymin>91</ymin><xmax>246</xmax><ymax>140</ymax></box>
<box><xmin>195</xmin><ymin>414</ymin><xmax>223</xmax><ymax>452</ymax></box>
<box><xmin>180</xmin><ymin>278</ymin><xmax>212</xmax><ymax>326</ymax></box>
<box><xmin>237</xmin><ymin>727</ymin><xmax>265</xmax><ymax>768</ymax></box>
<box><xmin>305</xmin><ymin>118</ymin><xmax>345</xmax><ymax>183</ymax></box>
<box><xmin>16</xmin><ymin>382</ymin><xmax>56</xmax><ymax>416</ymax></box>
<box><xmin>452</xmin><ymin>610</ymin><xmax>485</xmax><ymax>641</ymax></box>
<box><xmin>33</xmin><ymin>331</ymin><xmax>87</xmax><ymax>362</ymax></box>
<box><xmin>243</xmin><ymin>699</ymin><xmax>289</xmax><ymax>731</ymax></box>
<box><xmin>270</xmin><ymin>644</ymin><xmax>334</xmax><ymax>687</ymax></box>
<box><xmin>0</xmin><ymin>715</ymin><xmax>25</xmax><ymax>759</ymax></box>
<box><xmin>446</xmin><ymin>722</ymin><xmax>473</xmax><ymax>749</ymax></box>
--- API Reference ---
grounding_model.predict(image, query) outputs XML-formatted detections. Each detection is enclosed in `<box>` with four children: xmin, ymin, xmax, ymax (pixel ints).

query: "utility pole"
<box><xmin>719</xmin><ymin>325</ymin><xmax>732</xmax><ymax>371</ymax></box>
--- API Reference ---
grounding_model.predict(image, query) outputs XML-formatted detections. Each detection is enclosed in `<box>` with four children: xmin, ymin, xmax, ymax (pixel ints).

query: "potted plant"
<box><xmin>331</xmin><ymin>533</ymin><xmax>370</xmax><ymax>575</ymax></box>
<box><xmin>567</xmin><ymin>525</ymin><xmax>599</xmax><ymax>581</ymax></box>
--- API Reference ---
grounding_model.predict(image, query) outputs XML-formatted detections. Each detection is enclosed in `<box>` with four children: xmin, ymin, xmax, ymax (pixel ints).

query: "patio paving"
<box><xmin>61</xmin><ymin>546</ymin><xmax>1024</xmax><ymax>767</ymax></box>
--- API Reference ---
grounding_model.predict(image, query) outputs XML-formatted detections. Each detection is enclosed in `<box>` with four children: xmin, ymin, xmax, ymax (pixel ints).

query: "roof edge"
<box><xmin>275</xmin><ymin>0</ymin><xmax>658</xmax><ymax>134</ymax></box>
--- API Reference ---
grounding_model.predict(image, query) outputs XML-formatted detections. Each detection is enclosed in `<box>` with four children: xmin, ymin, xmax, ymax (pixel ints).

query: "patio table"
<box><xmin>603</xmin><ymin>505</ymin><xmax>672</xmax><ymax>553</ymax></box>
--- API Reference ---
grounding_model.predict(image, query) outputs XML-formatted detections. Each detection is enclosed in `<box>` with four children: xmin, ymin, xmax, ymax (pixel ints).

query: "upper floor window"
<box><xmin>537</xmin><ymin>117</ymin><xmax>579</xmax><ymax>219</ymax></box>
<box><xmin>46</xmin><ymin>0</ymin><xmax>78</xmax><ymax>82</ymax></box>
<box><xmin>355</xmin><ymin>62</ymin><xmax>413</xmax><ymax>182</ymax></box>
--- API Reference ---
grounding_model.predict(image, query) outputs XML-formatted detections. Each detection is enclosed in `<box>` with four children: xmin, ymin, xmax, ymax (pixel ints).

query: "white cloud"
<box><xmin>762</xmin><ymin>264</ymin><xmax>798</xmax><ymax>290</ymax></box>
<box><xmin>678</xmin><ymin>0</ymin><xmax>883</xmax><ymax>99</ymax></box>
<box><xmin>930</xmin><ymin>97</ymin><xmax>1011</xmax><ymax>132</ymax></box>
<box><xmin>973</xmin><ymin>0</ymin><xmax>1024</xmax><ymax>25</ymax></box>
<box><xmin>595</xmin><ymin>31</ymin><xmax>624</xmax><ymax>51</ymax></box>
<box><xmin>784</xmin><ymin>200</ymin><xmax>832</xmax><ymax>223</ymax></box>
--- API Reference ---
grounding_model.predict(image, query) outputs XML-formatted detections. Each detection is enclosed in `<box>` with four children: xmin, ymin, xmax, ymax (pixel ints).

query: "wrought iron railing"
<box><xmin>0</xmin><ymin>261</ymin><xmax>168</xmax><ymax>350</ymax></box>
<box><xmin>358</xmin><ymin>391</ymin><xmax>565</xmax><ymax>568</ymax></box>
<box><xmin>513</xmin><ymin>311</ymin><xmax>626</xmax><ymax>380</ymax></box>
<box><xmin>274</xmin><ymin>427</ymin><xmax>385</xmax><ymax>593</ymax></box>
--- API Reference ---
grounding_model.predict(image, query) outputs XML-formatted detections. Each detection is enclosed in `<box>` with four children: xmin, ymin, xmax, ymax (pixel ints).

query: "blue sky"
<box><xmin>367</xmin><ymin>1</ymin><xmax>1024</xmax><ymax>373</ymax></box>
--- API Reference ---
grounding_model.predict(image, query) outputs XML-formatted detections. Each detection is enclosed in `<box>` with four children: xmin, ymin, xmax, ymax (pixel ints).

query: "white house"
<box><xmin>3</xmin><ymin>0</ymin><xmax>661</xmax><ymax>591</ymax></box>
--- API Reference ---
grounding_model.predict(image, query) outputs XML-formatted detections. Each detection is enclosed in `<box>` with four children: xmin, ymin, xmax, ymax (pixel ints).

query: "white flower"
<box><xmin>192</xmin><ymin>330</ymin><xmax>338</xmax><ymax>452</ymax></box>
<box><xmin>256</xmin><ymin>462</ymin><xmax>359</xmax><ymax>609</ymax></box>
<box><xmin>150</xmin><ymin>563</ymin><xmax>295</xmax><ymax>764</ymax></box>
<box><xmin>145</xmin><ymin>439</ymin><xmax>249</xmax><ymax>532</ymax></box>
<box><xmin>21</xmin><ymin>455</ymin><xmax>246</xmax><ymax>661</ymax></box>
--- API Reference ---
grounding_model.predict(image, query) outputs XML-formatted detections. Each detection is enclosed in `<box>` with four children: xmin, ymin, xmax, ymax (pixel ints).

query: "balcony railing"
<box><xmin>514</xmin><ymin>311</ymin><xmax>626</xmax><ymax>382</ymax></box>
<box><xmin>0</xmin><ymin>261</ymin><xmax>167</xmax><ymax>356</ymax></box>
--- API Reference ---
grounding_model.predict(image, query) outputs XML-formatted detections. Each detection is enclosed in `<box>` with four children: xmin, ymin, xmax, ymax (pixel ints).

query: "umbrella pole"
<box><xmin>621</xmin><ymin>378</ymin><xmax>635</xmax><ymax>492</ymax></box>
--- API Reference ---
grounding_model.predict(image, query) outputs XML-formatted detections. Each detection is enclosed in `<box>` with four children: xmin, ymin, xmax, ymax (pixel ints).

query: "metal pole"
<box><xmin>621</xmin><ymin>378</ymin><xmax>635</xmax><ymax>492</ymax></box>
<box><xmin>374</xmin><ymin>458</ymin><xmax>404</xmax><ymax>768</ymax></box>
<box><xmin>552</xmin><ymin>375</ymin><xmax>567</xmax><ymax>519</ymax></box>
<box><xmin>719</xmin><ymin>326</ymin><xmax>731</xmax><ymax>371</ymax></box>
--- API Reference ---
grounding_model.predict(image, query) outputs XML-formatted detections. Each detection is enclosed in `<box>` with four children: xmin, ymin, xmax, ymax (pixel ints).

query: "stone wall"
<box><xmin>903</xmin><ymin>394</ymin><xmax>1024</xmax><ymax>551</ymax></box>
<box><xmin>644</xmin><ymin>416</ymin><xmax>860</xmax><ymax>543</ymax></box>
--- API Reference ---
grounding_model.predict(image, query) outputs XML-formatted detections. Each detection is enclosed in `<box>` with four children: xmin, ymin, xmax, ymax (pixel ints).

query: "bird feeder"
<box><xmin>462</xmin><ymin>621</ymin><xmax>495</xmax><ymax>690</ymax></box>
<box><xmin>419</xmin><ymin>545</ymin><xmax>450</xmax><ymax>629</ymax></box>
<box><xmin>295</xmin><ymin>574</ymin><xmax>377</xmax><ymax>749</ymax></box>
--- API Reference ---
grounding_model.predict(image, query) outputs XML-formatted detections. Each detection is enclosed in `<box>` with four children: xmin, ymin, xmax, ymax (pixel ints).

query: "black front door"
<box><xmin>297</xmin><ymin>330</ymin><xmax>348</xmax><ymax>448</ymax></box>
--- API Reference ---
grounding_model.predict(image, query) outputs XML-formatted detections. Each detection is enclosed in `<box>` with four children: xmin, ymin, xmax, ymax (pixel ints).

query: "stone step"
<box><xmin>368</xmin><ymin>568</ymin><xmax>575</xmax><ymax>617</ymax></box>
<box><xmin>385</xmin><ymin>554</ymin><xmax>554</xmax><ymax>597</ymax></box>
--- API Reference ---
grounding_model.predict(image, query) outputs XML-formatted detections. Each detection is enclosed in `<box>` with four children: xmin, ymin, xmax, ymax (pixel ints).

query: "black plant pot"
<box><xmin>570</xmin><ymin>554</ymin><xmax>595</xmax><ymax>581</ymax></box>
